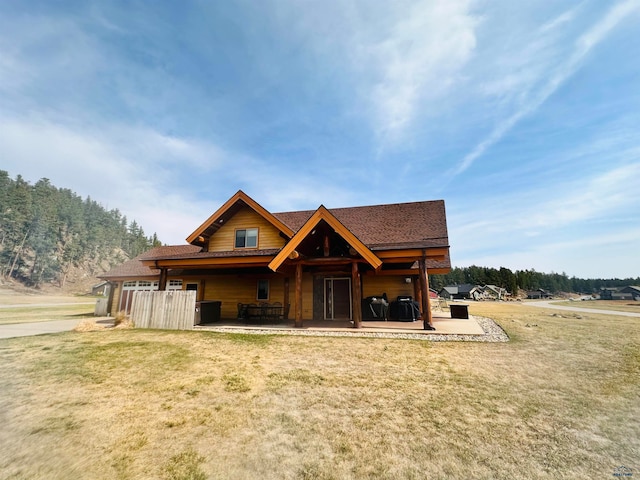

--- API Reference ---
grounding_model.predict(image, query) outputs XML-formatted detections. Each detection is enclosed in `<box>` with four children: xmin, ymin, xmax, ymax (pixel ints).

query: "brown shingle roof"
<box><xmin>137</xmin><ymin>245</ymin><xmax>202</xmax><ymax>260</ymax></box>
<box><xmin>100</xmin><ymin>245</ymin><xmax>201</xmax><ymax>279</ymax></box>
<box><xmin>150</xmin><ymin>248</ymin><xmax>281</xmax><ymax>260</ymax></box>
<box><xmin>102</xmin><ymin>199</ymin><xmax>450</xmax><ymax>276</ymax></box>
<box><xmin>274</xmin><ymin>200</ymin><xmax>449</xmax><ymax>250</ymax></box>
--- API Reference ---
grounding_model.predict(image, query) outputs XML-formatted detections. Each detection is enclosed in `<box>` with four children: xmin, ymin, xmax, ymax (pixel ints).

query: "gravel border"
<box><xmin>195</xmin><ymin>315</ymin><xmax>509</xmax><ymax>342</ymax></box>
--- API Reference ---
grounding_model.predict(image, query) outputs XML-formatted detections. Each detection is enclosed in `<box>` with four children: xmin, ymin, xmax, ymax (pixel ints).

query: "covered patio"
<box><xmin>194</xmin><ymin>308</ymin><xmax>488</xmax><ymax>337</ymax></box>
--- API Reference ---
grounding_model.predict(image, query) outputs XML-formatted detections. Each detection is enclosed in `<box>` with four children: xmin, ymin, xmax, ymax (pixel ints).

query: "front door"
<box><xmin>324</xmin><ymin>278</ymin><xmax>351</xmax><ymax>320</ymax></box>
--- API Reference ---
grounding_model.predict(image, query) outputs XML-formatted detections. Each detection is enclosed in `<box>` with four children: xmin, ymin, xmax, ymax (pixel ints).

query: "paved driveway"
<box><xmin>527</xmin><ymin>300</ymin><xmax>640</xmax><ymax>317</ymax></box>
<box><xmin>0</xmin><ymin>318</ymin><xmax>114</xmax><ymax>339</ymax></box>
<box><xmin>0</xmin><ymin>319</ymin><xmax>85</xmax><ymax>339</ymax></box>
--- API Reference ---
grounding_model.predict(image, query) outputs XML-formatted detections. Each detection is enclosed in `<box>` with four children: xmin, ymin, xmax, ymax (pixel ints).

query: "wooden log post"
<box><xmin>283</xmin><ymin>276</ymin><xmax>290</xmax><ymax>320</ymax></box>
<box><xmin>414</xmin><ymin>277</ymin><xmax>422</xmax><ymax>317</ymax></box>
<box><xmin>351</xmin><ymin>261</ymin><xmax>362</xmax><ymax>329</ymax></box>
<box><xmin>158</xmin><ymin>268</ymin><xmax>168</xmax><ymax>291</ymax></box>
<box><xmin>419</xmin><ymin>256</ymin><xmax>435</xmax><ymax>330</ymax></box>
<box><xmin>295</xmin><ymin>263</ymin><xmax>303</xmax><ymax>328</ymax></box>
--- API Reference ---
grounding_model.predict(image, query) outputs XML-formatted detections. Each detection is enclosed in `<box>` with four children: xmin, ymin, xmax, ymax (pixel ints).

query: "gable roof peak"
<box><xmin>186</xmin><ymin>190</ymin><xmax>294</xmax><ymax>246</ymax></box>
<box><xmin>268</xmin><ymin>204</ymin><xmax>382</xmax><ymax>272</ymax></box>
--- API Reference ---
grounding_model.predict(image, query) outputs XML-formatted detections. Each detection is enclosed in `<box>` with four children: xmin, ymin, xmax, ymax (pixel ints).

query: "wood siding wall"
<box><xmin>207</xmin><ymin>207</ymin><xmax>287</xmax><ymax>252</ymax></box>
<box><xmin>363</xmin><ymin>276</ymin><xmax>415</xmax><ymax>301</ymax></box>
<box><xmin>113</xmin><ymin>274</ymin><xmax>416</xmax><ymax>321</ymax></box>
<box><xmin>202</xmin><ymin>272</ymin><xmax>314</xmax><ymax>319</ymax></box>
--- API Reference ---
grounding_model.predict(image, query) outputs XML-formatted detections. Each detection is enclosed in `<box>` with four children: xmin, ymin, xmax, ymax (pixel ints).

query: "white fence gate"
<box><xmin>94</xmin><ymin>297</ymin><xmax>109</xmax><ymax>316</ymax></box>
<box><xmin>130</xmin><ymin>290</ymin><xmax>196</xmax><ymax>330</ymax></box>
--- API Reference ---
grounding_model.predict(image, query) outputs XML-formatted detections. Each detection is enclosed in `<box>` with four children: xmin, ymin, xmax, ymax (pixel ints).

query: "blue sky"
<box><xmin>1</xmin><ymin>1</ymin><xmax>639</xmax><ymax>279</ymax></box>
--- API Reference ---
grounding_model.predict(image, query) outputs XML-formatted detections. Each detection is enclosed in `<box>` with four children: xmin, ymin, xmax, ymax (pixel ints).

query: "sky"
<box><xmin>1</xmin><ymin>0</ymin><xmax>639</xmax><ymax>279</ymax></box>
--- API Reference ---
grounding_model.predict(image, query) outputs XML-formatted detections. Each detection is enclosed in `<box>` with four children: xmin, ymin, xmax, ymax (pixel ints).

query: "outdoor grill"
<box><xmin>362</xmin><ymin>295</ymin><xmax>389</xmax><ymax>321</ymax></box>
<box><xmin>389</xmin><ymin>296</ymin><xmax>420</xmax><ymax>322</ymax></box>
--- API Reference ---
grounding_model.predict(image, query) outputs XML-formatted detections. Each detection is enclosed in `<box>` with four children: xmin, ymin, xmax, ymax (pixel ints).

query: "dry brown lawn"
<box><xmin>552</xmin><ymin>299</ymin><xmax>640</xmax><ymax>313</ymax></box>
<box><xmin>0</xmin><ymin>302</ymin><xmax>638</xmax><ymax>479</ymax></box>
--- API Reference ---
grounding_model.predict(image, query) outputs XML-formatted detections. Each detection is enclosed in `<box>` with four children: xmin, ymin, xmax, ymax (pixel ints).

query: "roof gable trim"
<box><xmin>186</xmin><ymin>190</ymin><xmax>295</xmax><ymax>246</ymax></box>
<box><xmin>268</xmin><ymin>205</ymin><xmax>382</xmax><ymax>272</ymax></box>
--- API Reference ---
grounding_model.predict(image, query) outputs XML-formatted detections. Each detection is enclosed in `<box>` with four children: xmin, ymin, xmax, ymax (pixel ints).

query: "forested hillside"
<box><xmin>0</xmin><ymin>171</ymin><xmax>162</xmax><ymax>289</ymax></box>
<box><xmin>429</xmin><ymin>266</ymin><xmax>640</xmax><ymax>296</ymax></box>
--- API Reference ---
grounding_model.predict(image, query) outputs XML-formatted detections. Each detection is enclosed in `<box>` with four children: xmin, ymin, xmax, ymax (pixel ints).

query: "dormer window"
<box><xmin>235</xmin><ymin>228</ymin><xmax>258</xmax><ymax>248</ymax></box>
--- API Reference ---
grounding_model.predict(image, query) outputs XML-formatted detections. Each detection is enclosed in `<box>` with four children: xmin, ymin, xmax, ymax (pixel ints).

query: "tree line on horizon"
<box><xmin>0</xmin><ymin>171</ymin><xmax>162</xmax><ymax>288</ymax></box>
<box><xmin>429</xmin><ymin>265</ymin><xmax>639</xmax><ymax>296</ymax></box>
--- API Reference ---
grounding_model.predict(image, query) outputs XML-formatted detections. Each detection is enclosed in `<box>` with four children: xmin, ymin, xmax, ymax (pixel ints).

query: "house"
<box><xmin>600</xmin><ymin>286</ymin><xmax>640</xmax><ymax>301</ymax></box>
<box><xmin>100</xmin><ymin>190</ymin><xmax>451</xmax><ymax>330</ymax></box>
<box><xmin>482</xmin><ymin>285</ymin><xmax>508</xmax><ymax>301</ymax></box>
<box><xmin>527</xmin><ymin>288</ymin><xmax>552</xmax><ymax>299</ymax></box>
<box><xmin>439</xmin><ymin>284</ymin><xmax>482</xmax><ymax>301</ymax></box>
<box><xmin>620</xmin><ymin>286</ymin><xmax>640</xmax><ymax>300</ymax></box>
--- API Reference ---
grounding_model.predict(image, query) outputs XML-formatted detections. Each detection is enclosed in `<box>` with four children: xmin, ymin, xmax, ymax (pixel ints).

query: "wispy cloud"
<box><xmin>0</xmin><ymin>116</ymin><xmax>224</xmax><ymax>242</ymax></box>
<box><xmin>450</xmin><ymin>0</ymin><xmax>640</xmax><ymax>177</ymax></box>
<box><xmin>455</xmin><ymin>158</ymin><xmax>640</xmax><ymax>233</ymax></box>
<box><xmin>367</xmin><ymin>0</ymin><xmax>478</xmax><ymax>142</ymax></box>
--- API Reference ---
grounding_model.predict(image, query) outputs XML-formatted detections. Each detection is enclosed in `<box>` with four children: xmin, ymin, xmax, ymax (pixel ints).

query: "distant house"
<box><xmin>482</xmin><ymin>285</ymin><xmax>508</xmax><ymax>301</ymax></box>
<box><xmin>600</xmin><ymin>286</ymin><xmax>640</xmax><ymax>301</ymax></box>
<box><xmin>527</xmin><ymin>289</ymin><xmax>552</xmax><ymax>299</ymax></box>
<box><xmin>620</xmin><ymin>286</ymin><xmax>640</xmax><ymax>300</ymax></box>
<box><xmin>439</xmin><ymin>284</ymin><xmax>483</xmax><ymax>301</ymax></box>
<box><xmin>599</xmin><ymin>288</ymin><xmax>617</xmax><ymax>300</ymax></box>
<box><xmin>100</xmin><ymin>190</ymin><xmax>451</xmax><ymax>329</ymax></box>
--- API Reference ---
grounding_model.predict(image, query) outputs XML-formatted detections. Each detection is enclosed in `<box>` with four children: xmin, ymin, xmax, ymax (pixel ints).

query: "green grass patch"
<box><xmin>163</xmin><ymin>448</ymin><xmax>206</xmax><ymax>480</ymax></box>
<box><xmin>222</xmin><ymin>332</ymin><xmax>273</xmax><ymax>345</ymax></box>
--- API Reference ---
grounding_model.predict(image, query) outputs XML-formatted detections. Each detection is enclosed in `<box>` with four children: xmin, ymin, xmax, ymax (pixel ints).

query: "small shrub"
<box><xmin>113</xmin><ymin>311</ymin><xmax>127</xmax><ymax>326</ymax></box>
<box><xmin>73</xmin><ymin>320</ymin><xmax>105</xmax><ymax>332</ymax></box>
<box><xmin>113</xmin><ymin>311</ymin><xmax>134</xmax><ymax>329</ymax></box>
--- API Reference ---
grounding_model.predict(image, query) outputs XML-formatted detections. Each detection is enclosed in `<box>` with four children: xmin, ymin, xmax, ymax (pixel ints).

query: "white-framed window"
<box><xmin>235</xmin><ymin>228</ymin><xmax>258</xmax><ymax>248</ymax></box>
<box><xmin>168</xmin><ymin>279</ymin><xmax>183</xmax><ymax>290</ymax></box>
<box><xmin>257</xmin><ymin>279</ymin><xmax>269</xmax><ymax>301</ymax></box>
<box><xmin>123</xmin><ymin>280</ymin><xmax>156</xmax><ymax>290</ymax></box>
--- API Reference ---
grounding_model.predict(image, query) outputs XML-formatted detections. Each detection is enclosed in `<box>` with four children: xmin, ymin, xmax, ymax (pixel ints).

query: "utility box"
<box><xmin>197</xmin><ymin>301</ymin><xmax>221</xmax><ymax>324</ymax></box>
<box><xmin>450</xmin><ymin>304</ymin><xmax>469</xmax><ymax>319</ymax></box>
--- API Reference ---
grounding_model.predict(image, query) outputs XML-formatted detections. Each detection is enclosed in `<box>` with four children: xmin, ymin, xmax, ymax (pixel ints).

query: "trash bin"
<box><xmin>450</xmin><ymin>304</ymin><xmax>469</xmax><ymax>319</ymax></box>
<box><xmin>199</xmin><ymin>301</ymin><xmax>221</xmax><ymax>324</ymax></box>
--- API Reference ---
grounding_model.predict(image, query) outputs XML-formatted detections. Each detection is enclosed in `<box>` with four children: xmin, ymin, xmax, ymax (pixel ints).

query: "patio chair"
<box><xmin>259</xmin><ymin>302</ymin><xmax>270</xmax><ymax>324</ymax></box>
<box><xmin>270</xmin><ymin>302</ymin><xmax>283</xmax><ymax>323</ymax></box>
<box><xmin>245</xmin><ymin>303</ymin><xmax>258</xmax><ymax>324</ymax></box>
<box><xmin>237</xmin><ymin>303</ymin><xmax>248</xmax><ymax>320</ymax></box>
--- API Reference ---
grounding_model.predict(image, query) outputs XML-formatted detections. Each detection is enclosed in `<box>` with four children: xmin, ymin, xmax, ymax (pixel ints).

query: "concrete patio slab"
<box><xmin>195</xmin><ymin>310</ymin><xmax>486</xmax><ymax>337</ymax></box>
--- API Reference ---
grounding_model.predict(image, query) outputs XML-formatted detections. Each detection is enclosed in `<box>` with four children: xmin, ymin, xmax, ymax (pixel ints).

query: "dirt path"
<box><xmin>527</xmin><ymin>300</ymin><xmax>640</xmax><ymax>317</ymax></box>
